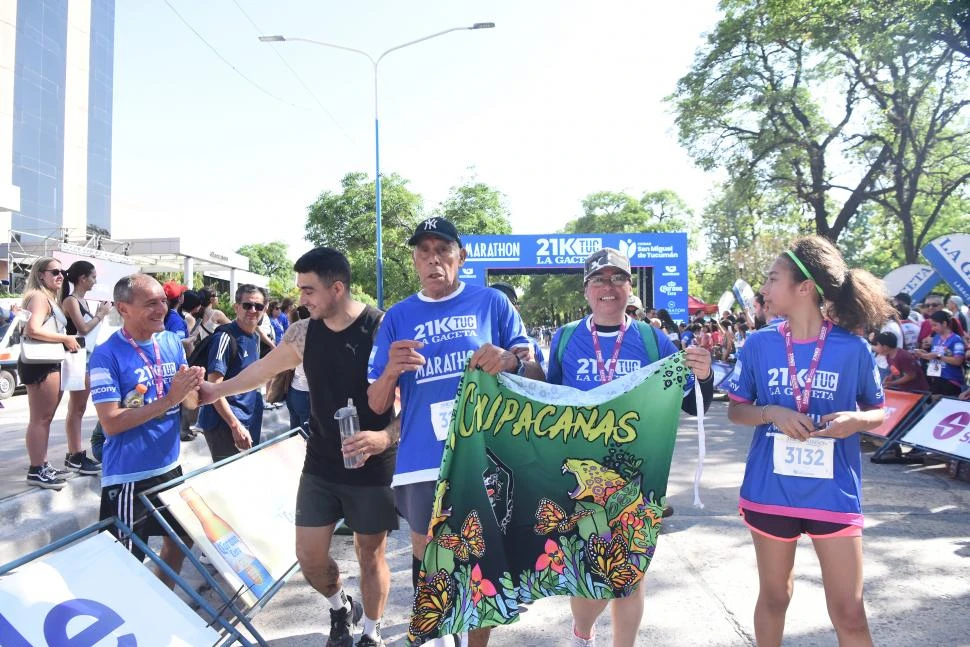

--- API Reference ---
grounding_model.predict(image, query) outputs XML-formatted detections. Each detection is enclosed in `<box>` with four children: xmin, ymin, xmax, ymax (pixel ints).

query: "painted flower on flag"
<box><xmin>469</xmin><ymin>563</ymin><xmax>497</xmax><ymax>604</ymax></box>
<box><xmin>536</xmin><ymin>538</ymin><xmax>566</xmax><ymax>574</ymax></box>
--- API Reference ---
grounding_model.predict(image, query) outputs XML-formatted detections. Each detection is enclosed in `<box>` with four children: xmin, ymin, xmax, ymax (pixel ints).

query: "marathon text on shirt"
<box><xmin>415</xmin><ymin>349</ymin><xmax>475</xmax><ymax>384</ymax></box>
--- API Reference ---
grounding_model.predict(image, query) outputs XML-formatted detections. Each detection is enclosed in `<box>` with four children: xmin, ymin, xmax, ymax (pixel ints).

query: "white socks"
<box><xmin>327</xmin><ymin>589</ymin><xmax>350</xmax><ymax>612</ymax></box>
<box><xmin>362</xmin><ymin>615</ymin><xmax>379</xmax><ymax>639</ymax></box>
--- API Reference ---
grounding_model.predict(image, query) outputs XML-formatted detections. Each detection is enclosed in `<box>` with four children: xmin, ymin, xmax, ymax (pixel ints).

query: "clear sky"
<box><xmin>111</xmin><ymin>1</ymin><xmax>723</xmax><ymax>261</ymax></box>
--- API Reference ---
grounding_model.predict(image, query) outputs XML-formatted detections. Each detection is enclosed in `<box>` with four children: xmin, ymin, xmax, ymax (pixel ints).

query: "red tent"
<box><xmin>688</xmin><ymin>295</ymin><xmax>719</xmax><ymax>315</ymax></box>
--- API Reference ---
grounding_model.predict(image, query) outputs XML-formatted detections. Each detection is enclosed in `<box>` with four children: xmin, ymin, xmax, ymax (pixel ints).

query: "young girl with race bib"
<box><xmin>725</xmin><ymin>236</ymin><xmax>892</xmax><ymax>647</ymax></box>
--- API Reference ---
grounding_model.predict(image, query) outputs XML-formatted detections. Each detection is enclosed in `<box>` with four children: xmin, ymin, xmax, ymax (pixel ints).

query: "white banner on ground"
<box><xmin>900</xmin><ymin>398</ymin><xmax>970</xmax><ymax>460</ymax></box>
<box><xmin>882</xmin><ymin>264</ymin><xmax>940</xmax><ymax>303</ymax></box>
<box><xmin>0</xmin><ymin>531</ymin><xmax>219</xmax><ymax>646</ymax></box>
<box><xmin>157</xmin><ymin>433</ymin><xmax>305</xmax><ymax>607</ymax></box>
<box><xmin>921</xmin><ymin>233</ymin><xmax>970</xmax><ymax>303</ymax></box>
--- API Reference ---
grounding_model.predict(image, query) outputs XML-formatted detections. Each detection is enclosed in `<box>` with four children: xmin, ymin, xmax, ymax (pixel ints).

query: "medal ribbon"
<box><xmin>781</xmin><ymin>320</ymin><xmax>831</xmax><ymax>415</ymax></box>
<box><xmin>120</xmin><ymin>328</ymin><xmax>166</xmax><ymax>399</ymax></box>
<box><xmin>590</xmin><ymin>317</ymin><xmax>628</xmax><ymax>384</ymax></box>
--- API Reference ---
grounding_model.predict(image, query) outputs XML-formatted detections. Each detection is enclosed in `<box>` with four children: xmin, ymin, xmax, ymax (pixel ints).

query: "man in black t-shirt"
<box><xmin>199</xmin><ymin>248</ymin><xmax>396</xmax><ymax>647</ymax></box>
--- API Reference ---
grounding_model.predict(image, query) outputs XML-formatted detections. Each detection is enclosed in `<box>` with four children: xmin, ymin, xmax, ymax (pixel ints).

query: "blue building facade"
<box><xmin>8</xmin><ymin>0</ymin><xmax>115</xmax><ymax>237</ymax></box>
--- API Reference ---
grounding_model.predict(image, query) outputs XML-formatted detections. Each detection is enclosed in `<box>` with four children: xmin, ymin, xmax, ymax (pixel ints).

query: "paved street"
<box><xmin>2</xmin><ymin>391</ymin><xmax>969</xmax><ymax>646</ymax></box>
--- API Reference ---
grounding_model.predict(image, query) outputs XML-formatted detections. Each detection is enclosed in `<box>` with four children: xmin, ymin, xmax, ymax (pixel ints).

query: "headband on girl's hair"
<box><xmin>785</xmin><ymin>250</ymin><xmax>825</xmax><ymax>298</ymax></box>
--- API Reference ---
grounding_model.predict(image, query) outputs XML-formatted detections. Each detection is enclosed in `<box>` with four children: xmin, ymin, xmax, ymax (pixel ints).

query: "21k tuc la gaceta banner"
<box><xmin>408</xmin><ymin>354</ymin><xmax>692</xmax><ymax>645</ymax></box>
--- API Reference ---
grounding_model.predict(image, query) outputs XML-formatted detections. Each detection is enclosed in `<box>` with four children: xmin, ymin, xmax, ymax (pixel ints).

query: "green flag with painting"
<box><xmin>407</xmin><ymin>352</ymin><xmax>691</xmax><ymax>645</ymax></box>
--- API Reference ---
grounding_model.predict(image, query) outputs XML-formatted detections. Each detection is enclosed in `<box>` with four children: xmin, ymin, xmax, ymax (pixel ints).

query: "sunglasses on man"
<box><xmin>239</xmin><ymin>302</ymin><xmax>266</xmax><ymax>311</ymax></box>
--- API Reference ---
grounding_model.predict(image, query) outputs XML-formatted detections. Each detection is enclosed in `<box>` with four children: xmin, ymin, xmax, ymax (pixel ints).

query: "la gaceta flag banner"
<box><xmin>408</xmin><ymin>354</ymin><xmax>691</xmax><ymax>644</ymax></box>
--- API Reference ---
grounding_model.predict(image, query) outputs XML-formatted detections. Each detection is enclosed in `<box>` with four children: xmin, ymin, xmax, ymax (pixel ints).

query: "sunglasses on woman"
<box><xmin>44</xmin><ymin>269</ymin><xmax>67</xmax><ymax>277</ymax></box>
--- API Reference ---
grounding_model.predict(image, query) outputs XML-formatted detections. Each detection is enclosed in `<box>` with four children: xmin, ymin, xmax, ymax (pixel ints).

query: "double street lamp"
<box><xmin>259</xmin><ymin>22</ymin><xmax>495</xmax><ymax>308</ymax></box>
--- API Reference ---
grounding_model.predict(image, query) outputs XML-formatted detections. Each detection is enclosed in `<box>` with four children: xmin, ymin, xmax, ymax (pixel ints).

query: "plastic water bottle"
<box><xmin>334</xmin><ymin>398</ymin><xmax>363</xmax><ymax>469</ymax></box>
<box><xmin>122</xmin><ymin>383</ymin><xmax>148</xmax><ymax>408</ymax></box>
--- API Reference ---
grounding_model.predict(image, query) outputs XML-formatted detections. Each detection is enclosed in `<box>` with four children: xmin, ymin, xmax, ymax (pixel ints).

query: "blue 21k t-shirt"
<box><xmin>368</xmin><ymin>283</ymin><xmax>529</xmax><ymax>486</ymax></box>
<box><xmin>89</xmin><ymin>331</ymin><xmax>186</xmax><ymax>486</ymax></box>
<box><xmin>725</xmin><ymin>322</ymin><xmax>884</xmax><ymax>525</ymax></box>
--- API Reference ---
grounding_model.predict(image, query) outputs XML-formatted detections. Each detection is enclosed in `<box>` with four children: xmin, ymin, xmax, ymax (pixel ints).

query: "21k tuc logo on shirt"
<box><xmin>766</xmin><ymin>367</ymin><xmax>840</xmax><ymax>397</ymax></box>
<box><xmin>413</xmin><ymin>315</ymin><xmax>478</xmax><ymax>343</ymax></box>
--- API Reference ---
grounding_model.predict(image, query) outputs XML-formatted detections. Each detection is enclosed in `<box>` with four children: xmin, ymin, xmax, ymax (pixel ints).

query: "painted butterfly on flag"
<box><xmin>408</xmin><ymin>569</ymin><xmax>455</xmax><ymax>641</ymax></box>
<box><xmin>585</xmin><ymin>533</ymin><xmax>639</xmax><ymax>592</ymax></box>
<box><xmin>433</xmin><ymin>510</ymin><xmax>485</xmax><ymax>562</ymax></box>
<box><xmin>534</xmin><ymin>498</ymin><xmax>593</xmax><ymax>535</ymax></box>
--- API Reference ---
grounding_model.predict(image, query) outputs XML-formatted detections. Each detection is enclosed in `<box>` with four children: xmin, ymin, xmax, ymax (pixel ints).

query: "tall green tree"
<box><xmin>236</xmin><ymin>241</ymin><xmax>296</xmax><ymax>298</ymax></box>
<box><xmin>435</xmin><ymin>178</ymin><xmax>513</xmax><ymax>237</ymax></box>
<box><xmin>306</xmin><ymin>172</ymin><xmax>423</xmax><ymax>305</ymax></box>
<box><xmin>670</xmin><ymin>0</ymin><xmax>970</xmax><ymax>249</ymax></box>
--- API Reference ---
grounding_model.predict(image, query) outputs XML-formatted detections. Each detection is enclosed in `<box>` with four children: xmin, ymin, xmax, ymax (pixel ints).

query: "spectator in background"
<box><xmin>194</xmin><ymin>288</ymin><xmax>231</xmax><ymax>343</ymax></box>
<box><xmin>947</xmin><ymin>295</ymin><xmax>968</xmax><ymax>336</ymax></box>
<box><xmin>20</xmin><ymin>258</ymin><xmax>82</xmax><ymax>490</ymax></box>
<box><xmin>279</xmin><ymin>297</ymin><xmax>293</xmax><ymax>332</ymax></box>
<box><xmin>489</xmin><ymin>281</ymin><xmax>544</xmax><ymax>367</ymax></box>
<box><xmin>197</xmin><ymin>285</ymin><xmax>266</xmax><ymax>462</ymax></box>
<box><xmin>286</xmin><ymin>306</ymin><xmax>311</xmax><ymax>431</ymax></box>
<box><xmin>626</xmin><ymin>295</ymin><xmax>645</xmax><ymax>321</ymax></box>
<box><xmin>917</xmin><ymin>293</ymin><xmax>965</xmax><ymax>346</ymax></box>
<box><xmin>268</xmin><ymin>300</ymin><xmax>286</xmax><ymax>345</ymax></box>
<box><xmin>894</xmin><ymin>292</ymin><xmax>922</xmax><ymax>323</ymax></box>
<box><xmin>914</xmin><ymin>310</ymin><xmax>966</xmax><ymax>396</ymax></box>
<box><xmin>657</xmin><ymin>309</ymin><xmax>681</xmax><ymax>349</ymax></box>
<box><xmin>896</xmin><ymin>302</ymin><xmax>920</xmax><ymax>350</ymax></box>
<box><xmin>679</xmin><ymin>322</ymin><xmax>693</xmax><ymax>348</ymax></box>
<box><xmin>162</xmin><ymin>281</ymin><xmax>189</xmax><ymax>342</ymax></box>
<box><xmin>61</xmin><ymin>260</ymin><xmax>110</xmax><ymax>478</ymax></box>
<box><xmin>873</xmin><ymin>332</ymin><xmax>929</xmax><ymax>392</ymax></box>
<box><xmin>256</xmin><ymin>306</ymin><xmax>277</xmax><ymax>359</ymax></box>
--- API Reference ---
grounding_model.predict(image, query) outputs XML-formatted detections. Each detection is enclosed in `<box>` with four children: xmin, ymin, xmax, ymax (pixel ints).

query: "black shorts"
<box><xmin>100</xmin><ymin>466</ymin><xmax>188</xmax><ymax>561</ymax></box>
<box><xmin>201</xmin><ymin>423</ymin><xmax>243</xmax><ymax>464</ymax></box>
<box><xmin>17</xmin><ymin>359</ymin><xmax>60</xmax><ymax>386</ymax></box>
<box><xmin>740</xmin><ymin>507</ymin><xmax>860</xmax><ymax>541</ymax></box>
<box><xmin>295</xmin><ymin>472</ymin><xmax>398</xmax><ymax>535</ymax></box>
<box><xmin>394</xmin><ymin>481</ymin><xmax>437</xmax><ymax>536</ymax></box>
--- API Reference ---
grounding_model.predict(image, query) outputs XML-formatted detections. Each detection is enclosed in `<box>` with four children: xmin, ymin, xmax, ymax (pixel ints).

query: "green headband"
<box><xmin>786</xmin><ymin>250</ymin><xmax>825</xmax><ymax>298</ymax></box>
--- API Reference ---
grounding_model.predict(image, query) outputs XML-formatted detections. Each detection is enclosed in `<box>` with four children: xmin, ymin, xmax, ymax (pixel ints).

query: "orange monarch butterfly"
<box><xmin>433</xmin><ymin>510</ymin><xmax>486</xmax><ymax>562</ymax></box>
<box><xmin>408</xmin><ymin>569</ymin><xmax>455</xmax><ymax>641</ymax></box>
<box><xmin>534</xmin><ymin>498</ymin><xmax>593</xmax><ymax>535</ymax></box>
<box><xmin>585</xmin><ymin>533</ymin><xmax>639</xmax><ymax>591</ymax></box>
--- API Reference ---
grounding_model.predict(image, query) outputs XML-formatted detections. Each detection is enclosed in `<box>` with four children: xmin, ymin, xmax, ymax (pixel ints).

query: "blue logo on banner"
<box><xmin>922</xmin><ymin>234</ymin><xmax>970</xmax><ymax>303</ymax></box>
<box><xmin>462</xmin><ymin>233</ymin><xmax>689</xmax><ymax>321</ymax></box>
<box><xmin>0</xmin><ymin>599</ymin><xmax>136</xmax><ymax>647</ymax></box>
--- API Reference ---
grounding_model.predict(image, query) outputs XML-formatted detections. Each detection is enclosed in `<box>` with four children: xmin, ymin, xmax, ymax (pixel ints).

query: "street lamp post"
<box><xmin>259</xmin><ymin>23</ymin><xmax>495</xmax><ymax>308</ymax></box>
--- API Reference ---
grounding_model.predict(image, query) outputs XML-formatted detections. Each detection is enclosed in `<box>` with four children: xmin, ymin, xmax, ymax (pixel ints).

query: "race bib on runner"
<box><xmin>926</xmin><ymin>358</ymin><xmax>942</xmax><ymax>377</ymax></box>
<box><xmin>430</xmin><ymin>400</ymin><xmax>455</xmax><ymax>441</ymax></box>
<box><xmin>771</xmin><ymin>433</ymin><xmax>835</xmax><ymax>479</ymax></box>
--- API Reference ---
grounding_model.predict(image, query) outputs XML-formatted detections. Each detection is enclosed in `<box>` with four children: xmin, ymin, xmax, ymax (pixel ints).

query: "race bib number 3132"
<box><xmin>771</xmin><ymin>433</ymin><xmax>835</xmax><ymax>479</ymax></box>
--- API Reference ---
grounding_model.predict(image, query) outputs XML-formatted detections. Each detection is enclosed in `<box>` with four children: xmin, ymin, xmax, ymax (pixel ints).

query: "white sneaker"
<box><xmin>570</xmin><ymin>629</ymin><xmax>595</xmax><ymax>647</ymax></box>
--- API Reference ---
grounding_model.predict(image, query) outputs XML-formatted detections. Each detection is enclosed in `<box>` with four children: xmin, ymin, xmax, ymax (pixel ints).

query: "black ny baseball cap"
<box><xmin>407</xmin><ymin>217</ymin><xmax>463</xmax><ymax>247</ymax></box>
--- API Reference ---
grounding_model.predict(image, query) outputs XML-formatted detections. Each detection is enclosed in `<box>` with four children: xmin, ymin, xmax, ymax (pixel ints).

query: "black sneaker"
<box><xmin>662</xmin><ymin>504</ymin><xmax>674</xmax><ymax>518</ymax></box>
<box><xmin>327</xmin><ymin>597</ymin><xmax>363</xmax><ymax>647</ymax></box>
<box><xmin>355</xmin><ymin>632</ymin><xmax>385</xmax><ymax>647</ymax></box>
<box><xmin>43</xmin><ymin>461</ymin><xmax>71</xmax><ymax>477</ymax></box>
<box><xmin>65</xmin><ymin>451</ymin><xmax>101</xmax><ymax>475</ymax></box>
<box><xmin>26</xmin><ymin>465</ymin><xmax>66</xmax><ymax>490</ymax></box>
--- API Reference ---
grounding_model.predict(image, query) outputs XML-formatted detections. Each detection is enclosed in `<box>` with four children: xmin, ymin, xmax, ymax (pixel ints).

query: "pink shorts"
<box><xmin>740</xmin><ymin>506</ymin><xmax>861</xmax><ymax>542</ymax></box>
